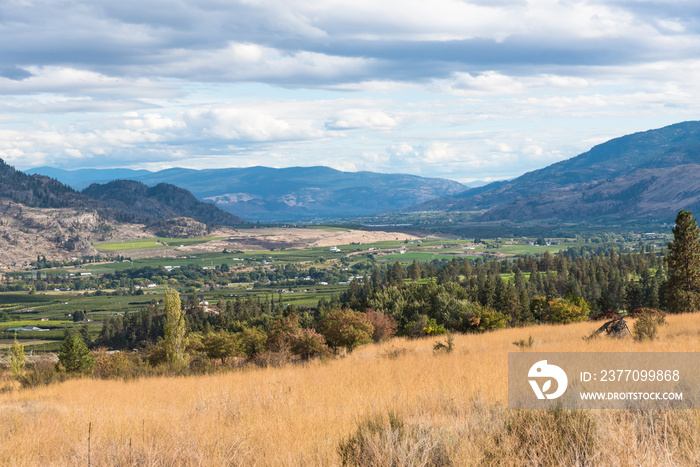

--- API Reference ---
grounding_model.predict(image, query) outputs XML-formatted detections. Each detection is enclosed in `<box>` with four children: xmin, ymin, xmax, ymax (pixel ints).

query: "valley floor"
<box><xmin>1</xmin><ymin>315</ymin><xmax>699</xmax><ymax>465</ymax></box>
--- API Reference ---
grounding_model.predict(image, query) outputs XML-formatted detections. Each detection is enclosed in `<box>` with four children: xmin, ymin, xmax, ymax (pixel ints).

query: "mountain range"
<box><xmin>414</xmin><ymin>121</ymin><xmax>700</xmax><ymax>222</ymax></box>
<box><xmin>26</xmin><ymin>166</ymin><xmax>467</xmax><ymax>221</ymax></box>
<box><xmin>24</xmin><ymin>120</ymin><xmax>700</xmax><ymax>224</ymax></box>
<box><xmin>1</xmin><ymin>159</ymin><xmax>244</xmax><ymax>227</ymax></box>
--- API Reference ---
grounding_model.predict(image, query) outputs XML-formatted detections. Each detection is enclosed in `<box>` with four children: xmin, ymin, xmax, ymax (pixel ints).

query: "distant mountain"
<box><xmin>82</xmin><ymin>180</ymin><xmax>245</xmax><ymax>226</ymax></box>
<box><xmin>414</xmin><ymin>121</ymin><xmax>700</xmax><ymax>221</ymax></box>
<box><xmin>27</xmin><ymin>166</ymin><xmax>152</xmax><ymax>189</ymax></box>
<box><xmin>27</xmin><ymin>166</ymin><xmax>467</xmax><ymax>221</ymax></box>
<box><xmin>1</xmin><ymin>158</ymin><xmax>243</xmax><ymax>226</ymax></box>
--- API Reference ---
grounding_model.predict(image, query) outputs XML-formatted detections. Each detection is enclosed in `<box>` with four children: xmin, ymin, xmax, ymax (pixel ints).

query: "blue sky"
<box><xmin>2</xmin><ymin>0</ymin><xmax>700</xmax><ymax>183</ymax></box>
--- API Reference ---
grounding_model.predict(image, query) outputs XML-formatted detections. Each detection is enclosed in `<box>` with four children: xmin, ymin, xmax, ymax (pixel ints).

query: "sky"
<box><xmin>2</xmin><ymin>0</ymin><xmax>700</xmax><ymax>183</ymax></box>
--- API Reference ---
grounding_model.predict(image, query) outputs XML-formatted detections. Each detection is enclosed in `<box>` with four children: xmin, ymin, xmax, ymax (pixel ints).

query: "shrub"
<box><xmin>633</xmin><ymin>312</ymin><xmax>658</xmax><ymax>341</ymax></box>
<box><xmin>380</xmin><ymin>346</ymin><xmax>409</xmax><ymax>360</ymax></box>
<box><xmin>532</xmin><ymin>296</ymin><xmax>590</xmax><ymax>324</ymax></box>
<box><xmin>319</xmin><ymin>309</ymin><xmax>374</xmax><ymax>352</ymax></box>
<box><xmin>433</xmin><ymin>332</ymin><xmax>455</xmax><ymax>354</ymax></box>
<box><xmin>364</xmin><ymin>309</ymin><xmax>397</xmax><ymax>342</ymax></box>
<box><xmin>404</xmin><ymin>315</ymin><xmax>446</xmax><ymax>338</ymax></box>
<box><xmin>463</xmin><ymin>307</ymin><xmax>507</xmax><ymax>333</ymax></box>
<box><xmin>403</xmin><ymin>315</ymin><xmax>430</xmax><ymax>338</ymax></box>
<box><xmin>92</xmin><ymin>348</ymin><xmax>140</xmax><ymax>379</ymax></box>
<box><xmin>512</xmin><ymin>336</ymin><xmax>534</xmax><ymax>349</ymax></box>
<box><xmin>146</xmin><ymin>339</ymin><xmax>167</xmax><ymax>366</ymax></box>
<box><xmin>629</xmin><ymin>308</ymin><xmax>667</xmax><ymax>322</ymax></box>
<box><xmin>338</xmin><ymin>412</ymin><xmax>455</xmax><ymax>466</ymax></box>
<box><xmin>488</xmin><ymin>409</ymin><xmax>596</xmax><ymax>466</ymax></box>
<box><xmin>250</xmin><ymin>350</ymin><xmax>294</xmax><ymax>368</ymax></box>
<box><xmin>19</xmin><ymin>362</ymin><xmax>68</xmax><ymax>388</ymax></box>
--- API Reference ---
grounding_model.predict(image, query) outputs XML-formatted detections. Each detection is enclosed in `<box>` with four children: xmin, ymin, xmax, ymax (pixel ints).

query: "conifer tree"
<box><xmin>57</xmin><ymin>334</ymin><xmax>94</xmax><ymax>374</ymax></box>
<box><xmin>667</xmin><ymin>210</ymin><xmax>700</xmax><ymax>313</ymax></box>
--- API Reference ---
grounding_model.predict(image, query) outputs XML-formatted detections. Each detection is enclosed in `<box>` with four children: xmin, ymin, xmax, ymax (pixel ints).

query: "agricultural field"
<box><xmin>0</xmin><ymin>228</ymin><xmax>670</xmax><ymax>352</ymax></box>
<box><xmin>94</xmin><ymin>236</ymin><xmax>227</xmax><ymax>251</ymax></box>
<box><xmin>0</xmin><ymin>313</ymin><xmax>698</xmax><ymax>465</ymax></box>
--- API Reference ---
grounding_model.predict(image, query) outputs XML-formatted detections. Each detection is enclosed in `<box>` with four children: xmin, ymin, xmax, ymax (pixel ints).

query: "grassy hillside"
<box><xmin>0</xmin><ymin>314</ymin><xmax>699</xmax><ymax>465</ymax></box>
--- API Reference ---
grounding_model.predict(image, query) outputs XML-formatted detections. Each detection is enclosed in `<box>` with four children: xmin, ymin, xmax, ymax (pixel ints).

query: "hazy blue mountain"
<box><xmin>25</xmin><ymin>167</ymin><xmax>152</xmax><ymax>190</ymax></box>
<box><xmin>414</xmin><ymin>121</ymin><xmax>700</xmax><ymax>221</ymax></box>
<box><xmin>26</xmin><ymin>165</ymin><xmax>467</xmax><ymax>221</ymax></box>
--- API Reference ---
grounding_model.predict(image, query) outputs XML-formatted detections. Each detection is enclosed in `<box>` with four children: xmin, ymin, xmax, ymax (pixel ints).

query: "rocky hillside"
<box><xmin>0</xmin><ymin>158</ymin><xmax>245</xmax><ymax>266</ymax></box>
<box><xmin>0</xmin><ymin>201</ymin><xmax>125</xmax><ymax>267</ymax></box>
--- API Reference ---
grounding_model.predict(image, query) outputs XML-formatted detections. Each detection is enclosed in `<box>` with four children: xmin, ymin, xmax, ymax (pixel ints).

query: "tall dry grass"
<box><xmin>0</xmin><ymin>315</ymin><xmax>698</xmax><ymax>465</ymax></box>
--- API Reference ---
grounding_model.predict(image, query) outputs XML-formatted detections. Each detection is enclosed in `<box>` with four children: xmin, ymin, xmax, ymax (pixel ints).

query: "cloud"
<box><xmin>0</xmin><ymin>0</ymin><xmax>696</xmax><ymax>86</ymax></box>
<box><xmin>0</xmin><ymin>66</ymin><xmax>33</xmax><ymax>81</ymax></box>
<box><xmin>183</xmin><ymin>106</ymin><xmax>322</xmax><ymax>142</ymax></box>
<box><xmin>3</xmin><ymin>0</ymin><xmax>700</xmax><ymax>184</ymax></box>
<box><xmin>326</xmin><ymin>109</ymin><xmax>398</xmax><ymax>130</ymax></box>
<box><xmin>440</xmin><ymin>72</ymin><xmax>526</xmax><ymax>96</ymax></box>
<box><xmin>0</xmin><ymin>66</ymin><xmax>178</xmax><ymax>98</ymax></box>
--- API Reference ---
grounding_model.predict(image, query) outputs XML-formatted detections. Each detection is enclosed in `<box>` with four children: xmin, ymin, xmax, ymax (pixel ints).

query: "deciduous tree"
<box><xmin>163</xmin><ymin>287</ymin><xmax>187</xmax><ymax>367</ymax></box>
<box><xmin>319</xmin><ymin>309</ymin><xmax>373</xmax><ymax>352</ymax></box>
<box><xmin>9</xmin><ymin>336</ymin><xmax>25</xmax><ymax>378</ymax></box>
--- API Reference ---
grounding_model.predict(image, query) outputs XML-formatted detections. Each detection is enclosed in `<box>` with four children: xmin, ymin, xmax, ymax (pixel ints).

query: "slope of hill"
<box><xmin>2</xmin><ymin>315</ymin><xmax>700</xmax><ymax>465</ymax></box>
<box><xmin>27</xmin><ymin>165</ymin><xmax>467</xmax><ymax>221</ymax></box>
<box><xmin>0</xmin><ymin>159</ymin><xmax>96</xmax><ymax>210</ymax></box>
<box><xmin>415</xmin><ymin>121</ymin><xmax>700</xmax><ymax>221</ymax></box>
<box><xmin>82</xmin><ymin>180</ymin><xmax>245</xmax><ymax>226</ymax></box>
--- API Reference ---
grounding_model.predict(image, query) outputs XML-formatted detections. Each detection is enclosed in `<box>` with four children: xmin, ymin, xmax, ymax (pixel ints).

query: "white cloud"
<box><xmin>143</xmin><ymin>42</ymin><xmax>376</xmax><ymax>85</ymax></box>
<box><xmin>183</xmin><ymin>106</ymin><xmax>322</xmax><ymax>142</ymax></box>
<box><xmin>2</xmin><ymin>0</ymin><xmax>700</xmax><ymax>184</ymax></box>
<box><xmin>326</xmin><ymin>109</ymin><xmax>398</xmax><ymax>130</ymax></box>
<box><xmin>440</xmin><ymin>72</ymin><xmax>526</xmax><ymax>96</ymax></box>
<box><xmin>0</xmin><ymin>66</ymin><xmax>177</xmax><ymax>98</ymax></box>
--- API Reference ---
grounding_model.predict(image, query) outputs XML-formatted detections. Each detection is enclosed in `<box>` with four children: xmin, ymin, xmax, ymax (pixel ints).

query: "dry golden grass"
<box><xmin>1</xmin><ymin>315</ymin><xmax>699</xmax><ymax>465</ymax></box>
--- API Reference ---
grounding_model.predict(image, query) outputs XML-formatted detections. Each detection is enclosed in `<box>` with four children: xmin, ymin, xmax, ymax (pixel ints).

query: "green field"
<box><xmin>379</xmin><ymin>252</ymin><xmax>479</xmax><ymax>263</ymax></box>
<box><xmin>94</xmin><ymin>236</ymin><xmax>226</xmax><ymax>251</ymax></box>
<box><xmin>0</xmin><ymin>319</ymin><xmax>71</xmax><ymax>329</ymax></box>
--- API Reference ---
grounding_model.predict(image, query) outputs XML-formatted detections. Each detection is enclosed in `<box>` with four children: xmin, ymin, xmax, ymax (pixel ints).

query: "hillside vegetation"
<box><xmin>0</xmin><ymin>314</ymin><xmax>699</xmax><ymax>465</ymax></box>
<box><xmin>83</xmin><ymin>180</ymin><xmax>246</xmax><ymax>226</ymax></box>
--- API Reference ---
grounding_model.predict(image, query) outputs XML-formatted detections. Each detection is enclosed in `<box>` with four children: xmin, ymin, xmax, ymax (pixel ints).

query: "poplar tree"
<box><xmin>9</xmin><ymin>335</ymin><xmax>25</xmax><ymax>378</ymax></box>
<box><xmin>667</xmin><ymin>210</ymin><xmax>700</xmax><ymax>313</ymax></box>
<box><xmin>163</xmin><ymin>288</ymin><xmax>188</xmax><ymax>367</ymax></box>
